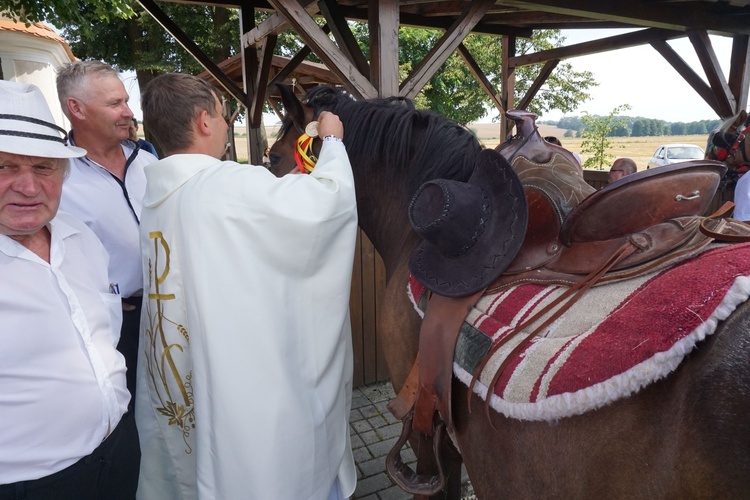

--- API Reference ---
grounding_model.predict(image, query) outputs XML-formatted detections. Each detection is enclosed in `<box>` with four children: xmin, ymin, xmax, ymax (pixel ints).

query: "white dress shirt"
<box><xmin>733</xmin><ymin>173</ymin><xmax>750</xmax><ymax>221</ymax></box>
<box><xmin>60</xmin><ymin>137</ymin><xmax>156</xmax><ymax>298</ymax></box>
<box><xmin>0</xmin><ymin>213</ymin><xmax>130</xmax><ymax>484</ymax></box>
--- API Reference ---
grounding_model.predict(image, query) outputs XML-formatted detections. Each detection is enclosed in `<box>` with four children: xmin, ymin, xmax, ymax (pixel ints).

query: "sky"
<box><xmin>534</xmin><ymin>29</ymin><xmax>736</xmax><ymax>123</ymax></box>
<box><xmin>120</xmin><ymin>28</ymin><xmax>740</xmax><ymax>125</ymax></box>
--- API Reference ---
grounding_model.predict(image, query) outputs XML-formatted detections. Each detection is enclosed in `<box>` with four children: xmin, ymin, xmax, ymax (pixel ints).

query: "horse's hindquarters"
<box><xmin>451</xmin><ymin>314</ymin><xmax>750</xmax><ymax>499</ymax></box>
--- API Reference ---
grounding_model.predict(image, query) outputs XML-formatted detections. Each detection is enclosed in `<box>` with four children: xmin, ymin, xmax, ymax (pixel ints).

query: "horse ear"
<box><xmin>276</xmin><ymin>83</ymin><xmax>307</xmax><ymax>131</ymax></box>
<box><xmin>733</xmin><ymin>109</ymin><xmax>748</xmax><ymax>128</ymax></box>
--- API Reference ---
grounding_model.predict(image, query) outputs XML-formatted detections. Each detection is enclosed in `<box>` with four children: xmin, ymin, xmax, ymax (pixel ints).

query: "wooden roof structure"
<box><xmin>136</xmin><ymin>0</ymin><xmax>750</xmax><ymax>164</ymax></box>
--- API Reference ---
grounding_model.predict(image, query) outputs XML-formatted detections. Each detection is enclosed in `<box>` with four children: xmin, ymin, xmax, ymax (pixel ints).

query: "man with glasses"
<box><xmin>56</xmin><ymin>60</ymin><xmax>158</xmax><ymax>404</ymax></box>
<box><xmin>608</xmin><ymin>157</ymin><xmax>638</xmax><ymax>184</ymax></box>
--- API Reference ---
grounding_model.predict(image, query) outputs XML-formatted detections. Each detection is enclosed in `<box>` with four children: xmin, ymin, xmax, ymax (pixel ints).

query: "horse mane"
<box><xmin>279</xmin><ymin>85</ymin><xmax>482</xmax><ymax>196</ymax></box>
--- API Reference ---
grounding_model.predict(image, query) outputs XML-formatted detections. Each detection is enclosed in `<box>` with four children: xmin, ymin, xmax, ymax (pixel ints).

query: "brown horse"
<box><xmin>269</xmin><ymin>85</ymin><xmax>750</xmax><ymax>499</ymax></box>
<box><xmin>706</xmin><ymin>109</ymin><xmax>750</xmax><ymax>204</ymax></box>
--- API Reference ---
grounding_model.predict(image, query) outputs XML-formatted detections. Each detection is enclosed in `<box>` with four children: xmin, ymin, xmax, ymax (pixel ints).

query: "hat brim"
<box><xmin>0</xmin><ymin>136</ymin><xmax>87</xmax><ymax>159</ymax></box>
<box><xmin>409</xmin><ymin>149</ymin><xmax>528</xmax><ymax>297</ymax></box>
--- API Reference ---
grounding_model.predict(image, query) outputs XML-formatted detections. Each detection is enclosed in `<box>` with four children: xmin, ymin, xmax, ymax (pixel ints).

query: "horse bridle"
<box><xmin>713</xmin><ymin>123</ymin><xmax>750</xmax><ymax>170</ymax></box>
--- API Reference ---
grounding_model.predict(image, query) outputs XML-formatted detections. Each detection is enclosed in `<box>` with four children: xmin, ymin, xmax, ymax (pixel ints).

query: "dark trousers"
<box><xmin>118</xmin><ymin>297</ymin><xmax>142</xmax><ymax>406</ymax></box>
<box><xmin>0</xmin><ymin>411</ymin><xmax>140</xmax><ymax>500</ymax></box>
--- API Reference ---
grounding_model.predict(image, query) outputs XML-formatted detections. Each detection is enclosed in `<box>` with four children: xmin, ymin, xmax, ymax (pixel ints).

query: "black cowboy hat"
<box><xmin>408</xmin><ymin>149</ymin><xmax>528</xmax><ymax>297</ymax></box>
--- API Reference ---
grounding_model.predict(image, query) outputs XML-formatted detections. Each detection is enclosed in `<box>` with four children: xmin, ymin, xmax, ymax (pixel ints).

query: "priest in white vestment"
<box><xmin>135</xmin><ymin>73</ymin><xmax>358</xmax><ymax>500</ymax></box>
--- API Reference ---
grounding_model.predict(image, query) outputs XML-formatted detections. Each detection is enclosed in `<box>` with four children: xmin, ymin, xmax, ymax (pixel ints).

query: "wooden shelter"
<box><xmin>136</xmin><ymin>0</ymin><xmax>750</xmax><ymax>386</ymax></box>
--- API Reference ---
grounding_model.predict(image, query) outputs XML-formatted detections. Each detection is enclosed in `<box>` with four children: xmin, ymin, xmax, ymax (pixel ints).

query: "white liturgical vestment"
<box><xmin>135</xmin><ymin>141</ymin><xmax>357</xmax><ymax>500</ymax></box>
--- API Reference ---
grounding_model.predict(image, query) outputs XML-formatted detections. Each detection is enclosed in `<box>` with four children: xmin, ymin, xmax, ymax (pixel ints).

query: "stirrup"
<box><xmin>385</xmin><ymin>411</ymin><xmax>447</xmax><ymax>496</ymax></box>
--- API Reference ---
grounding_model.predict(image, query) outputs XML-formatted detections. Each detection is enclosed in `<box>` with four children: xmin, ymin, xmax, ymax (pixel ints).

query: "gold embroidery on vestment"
<box><xmin>144</xmin><ymin>231</ymin><xmax>195</xmax><ymax>453</ymax></box>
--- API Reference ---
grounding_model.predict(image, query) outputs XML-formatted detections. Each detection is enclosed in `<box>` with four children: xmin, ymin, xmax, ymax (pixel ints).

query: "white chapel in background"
<box><xmin>0</xmin><ymin>16</ymin><xmax>76</xmax><ymax>128</ymax></box>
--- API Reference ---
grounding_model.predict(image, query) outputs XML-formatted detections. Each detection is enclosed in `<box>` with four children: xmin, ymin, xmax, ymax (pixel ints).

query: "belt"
<box><xmin>121</xmin><ymin>296</ymin><xmax>142</xmax><ymax>306</ymax></box>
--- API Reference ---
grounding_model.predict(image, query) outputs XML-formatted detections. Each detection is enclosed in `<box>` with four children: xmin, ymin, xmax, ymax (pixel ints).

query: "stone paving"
<box><xmin>349</xmin><ymin>380</ymin><xmax>475</xmax><ymax>500</ymax></box>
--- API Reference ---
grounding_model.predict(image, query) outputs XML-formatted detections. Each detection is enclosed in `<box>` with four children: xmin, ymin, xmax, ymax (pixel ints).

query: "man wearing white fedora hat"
<box><xmin>0</xmin><ymin>80</ymin><xmax>140</xmax><ymax>498</ymax></box>
<box><xmin>56</xmin><ymin>60</ymin><xmax>158</xmax><ymax>403</ymax></box>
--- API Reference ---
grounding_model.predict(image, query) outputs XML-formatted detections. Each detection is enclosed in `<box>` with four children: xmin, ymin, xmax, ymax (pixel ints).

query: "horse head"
<box><xmin>268</xmin><ymin>84</ymin><xmax>327</xmax><ymax>177</ymax></box>
<box><xmin>269</xmin><ymin>84</ymin><xmax>483</xmax><ymax>275</ymax></box>
<box><xmin>706</xmin><ymin>109</ymin><xmax>750</xmax><ymax>172</ymax></box>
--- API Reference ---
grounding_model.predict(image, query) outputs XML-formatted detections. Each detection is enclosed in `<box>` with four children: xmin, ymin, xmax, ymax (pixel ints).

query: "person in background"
<box><xmin>129</xmin><ymin>118</ymin><xmax>159</xmax><ymax>158</ymax></box>
<box><xmin>608</xmin><ymin>157</ymin><xmax>638</xmax><ymax>184</ymax></box>
<box><xmin>733</xmin><ymin>174</ymin><xmax>750</xmax><ymax>221</ymax></box>
<box><xmin>0</xmin><ymin>80</ymin><xmax>139</xmax><ymax>499</ymax></box>
<box><xmin>262</xmin><ymin>147</ymin><xmax>271</xmax><ymax>168</ymax></box>
<box><xmin>56</xmin><ymin>60</ymin><xmax>158</xmax><ymax>403</ymax></box>
<box><xmin>136</xmin><ymin>73</ymin><xmax>357</xmax><ymax>499</ymax></box>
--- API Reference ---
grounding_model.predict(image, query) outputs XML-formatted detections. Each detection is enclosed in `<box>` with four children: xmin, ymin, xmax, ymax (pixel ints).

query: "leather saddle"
<box><xmin>493</xmin><ymin>110</ymin><xmax>730</xmax><ymax>290</ymax></box>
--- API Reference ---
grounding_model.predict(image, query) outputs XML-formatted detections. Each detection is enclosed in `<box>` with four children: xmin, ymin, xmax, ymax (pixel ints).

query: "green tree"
<box><xmin>64</xmin><ymin>4</ymin><xmax>237</xmax><ymax>92</ymax></box>
<box><xmin>4</xmin><ymin>2</ymin><xmax>596</xmax><ymax>125</ymax></box>
<box><xmin>398</xmin><ymin>28</ymin><xmax>597</xmax><ymax>124</ymax></box>
<box><xmin>2</xmin><ymin>1</ymin><xmax>237</xmax><ymax>95</ymax></box>
<box><xmin>671</xmin><ymin>122</ymin><xmax>687</xmax><ymax>135</ymax></box>
<box><xmin>0</xmin><ymin>0</ymin><xmax>134</xmax><ymax>38</ymax></box>
<box><xmin>579</xmin><ymin>104</ymin><xmax>632</xmax><ymax>170</ymax></box>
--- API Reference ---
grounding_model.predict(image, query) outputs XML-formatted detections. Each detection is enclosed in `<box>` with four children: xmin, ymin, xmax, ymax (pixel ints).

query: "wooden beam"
<box><xmin>650</xmin><ymin>38</ymin><xmax>720</xmax><ymax>116</ymax></box>
<box><xmin>369</xmin><ymin>0</ymin><xmax>400</xmax><ymax>97</ymax></box>
<box><xmin>265</xmin><ymin>33</ymin><xmax>318</xmax><ymax>92</ymax></box>
<box><xmin>457</xmin><ymin>43</ymin><xmax>504</xmax><ymax>114</ymax></box>
<box><xmin>250</xmin><ymin>34</ymin><xmax>277</xmax><ymax>126</ymax></box>
<box><xmin>239</xmin><ymin>6</ymin><xmax>265</xmax><ymax>165</ymax></box>
<box><xmin>516</xmin><ymin>59</ymin><xmax>558</xmax><ymax>111</ymax></box>
<box><xmin>268</xmin><ymin>0</ymin><xmax>377</xmax><ymax>99</ymax></box>
<box><xmin>689</xmin><ymin>30</ymin><xmax>735</xmax><ymax>118</ymax></box>
<box><xmin>510</xmin><ymin>27</ymin><xmax>685</xmax><ymax>67</ymax></box>
<box><xmin>336</xmin><ymin>5</ymin><xmax>534</xmax><ymax>38</ymax></box>
<box><xmin>501</xmin><ymin>34</ymin><xmax>516</xmax><ymax>141</ymax></box>
<box><xmin>136</xmin><ymin>0</ymin><xmax>247</xmax><ymax>104</ymax></box>
<box><xmin>400</xmin><ymin>0</ymin><xmax>497</xmax><ymax>99</ymax></box>
<box><xmin>318</xmin><ymin>0</ymin><xmax>370</xmax><ymax>77</ymax></box>
<box><xmin>728</xmin><ymin>35</ymin><xmax>750</xmax><ymax>115</ymax></box>
<box><xmin>493</xmin><ymin>0</ymin><xmax>750</xmax><ymax>35</ymax></box>
<box><xmin>242</xmin><ymin>0</ymin><xmax>318</xmax><ymax>47</ymax></box>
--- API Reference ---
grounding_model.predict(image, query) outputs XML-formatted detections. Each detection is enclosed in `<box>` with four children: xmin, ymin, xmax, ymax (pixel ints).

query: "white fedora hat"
<box><xmin>0</xmin><ymin>80</ymin><xmax>86</xmax><ymax>158</ymax></box>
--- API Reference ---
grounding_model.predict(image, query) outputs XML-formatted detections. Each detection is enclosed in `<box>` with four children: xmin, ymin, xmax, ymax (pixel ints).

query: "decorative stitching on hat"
<box><xmin>454</xmin><ymin>190</ymin><xmax>490</xmax><ymax>257</ymax></box>
<box><xmin>0</xmin><ymin>114</ymin><xmax>67</xmax><ymax>144</ymax></box>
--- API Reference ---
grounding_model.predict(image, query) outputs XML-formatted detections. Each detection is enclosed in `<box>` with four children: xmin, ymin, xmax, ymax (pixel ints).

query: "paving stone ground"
<box><xmin>349</xmin><ymin>380</ymin><xmax>476</xmax><ymax>500</ymax></box>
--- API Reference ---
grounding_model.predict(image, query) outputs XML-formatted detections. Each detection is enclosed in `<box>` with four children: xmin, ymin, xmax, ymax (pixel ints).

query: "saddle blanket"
<box><xmin>408</xmin><ymin>243</ymin><xmax>750</xmax><ymax>422</ymax></box>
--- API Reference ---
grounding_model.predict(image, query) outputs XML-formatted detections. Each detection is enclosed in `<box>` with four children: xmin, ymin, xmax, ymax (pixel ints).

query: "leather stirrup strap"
<box><xmin>699</xmin><ymin>201</ymin><xmax>750</xmax><ymax>242</ymax></box>
<box><xmin>388</xmin><ymin>289</ymin><xmax>485</xmax><ymax>433</ymax></box>
<box><xmin>385</xmin><ymin>288</ymin><xmax>484</xmax><ymax>496</ymax></box>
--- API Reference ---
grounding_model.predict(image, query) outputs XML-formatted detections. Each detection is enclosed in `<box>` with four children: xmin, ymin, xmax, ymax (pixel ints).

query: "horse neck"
<box><xmin>353</xmin><ymin>173</ymin><xmax>417</xmax><ymax>282</ymax></box>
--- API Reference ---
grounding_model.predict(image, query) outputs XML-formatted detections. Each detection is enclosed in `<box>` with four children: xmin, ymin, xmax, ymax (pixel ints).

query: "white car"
<box><xmin>646</xmin><ymin>143</ymin><xmax>705</xmax><ymax>169</ymax></box>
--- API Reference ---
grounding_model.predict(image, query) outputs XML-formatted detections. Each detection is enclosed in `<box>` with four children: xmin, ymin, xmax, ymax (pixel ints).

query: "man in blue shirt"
<box><xmin>129</xmin><ymin>118</ymin><xmax>159</xmax><ymax>158</ymax></box>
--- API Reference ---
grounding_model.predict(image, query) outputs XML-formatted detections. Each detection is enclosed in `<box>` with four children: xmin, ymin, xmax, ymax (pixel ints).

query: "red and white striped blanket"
<box><xmin>408</xmin><ymin>243</ymin><xmax>750</xmax><ymax>421</ymax></box>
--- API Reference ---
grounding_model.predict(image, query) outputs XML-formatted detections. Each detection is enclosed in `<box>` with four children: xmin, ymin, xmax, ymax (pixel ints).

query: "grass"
<box><xmin>235</xmin><ymin>124</ymin><xmax>709</xmax><ymax>172</ymax></box>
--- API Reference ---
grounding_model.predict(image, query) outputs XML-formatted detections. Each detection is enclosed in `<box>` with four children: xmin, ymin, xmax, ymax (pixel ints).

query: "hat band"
<box><xmin>0</xmin><ymin>114</ymin><xmax>68</xmax><ymax>145</ymax></box>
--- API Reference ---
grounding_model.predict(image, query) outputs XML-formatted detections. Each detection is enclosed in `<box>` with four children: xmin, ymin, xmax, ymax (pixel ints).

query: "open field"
<box><xmin>236</xmin><ymin>123</ymin><xmax>710</xmax><ymax>172</ymax></box>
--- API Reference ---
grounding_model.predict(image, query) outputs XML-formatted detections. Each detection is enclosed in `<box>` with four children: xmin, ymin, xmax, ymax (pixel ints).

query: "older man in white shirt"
<box><xmin>0</xmin><ymin>81</ymin><xmax>138</xmax><ymax>499</ymax></box>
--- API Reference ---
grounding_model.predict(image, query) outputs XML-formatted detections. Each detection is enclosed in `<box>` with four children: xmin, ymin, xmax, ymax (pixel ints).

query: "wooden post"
<box><xmin>240</xmin><ymin>6</ymin><xmax>265</xmax><ymax>165</ymax></box>
<box><xmin>501</xmin><ymin>35</ymin><xmax>516</xmax><ymax>142</ymax></box>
